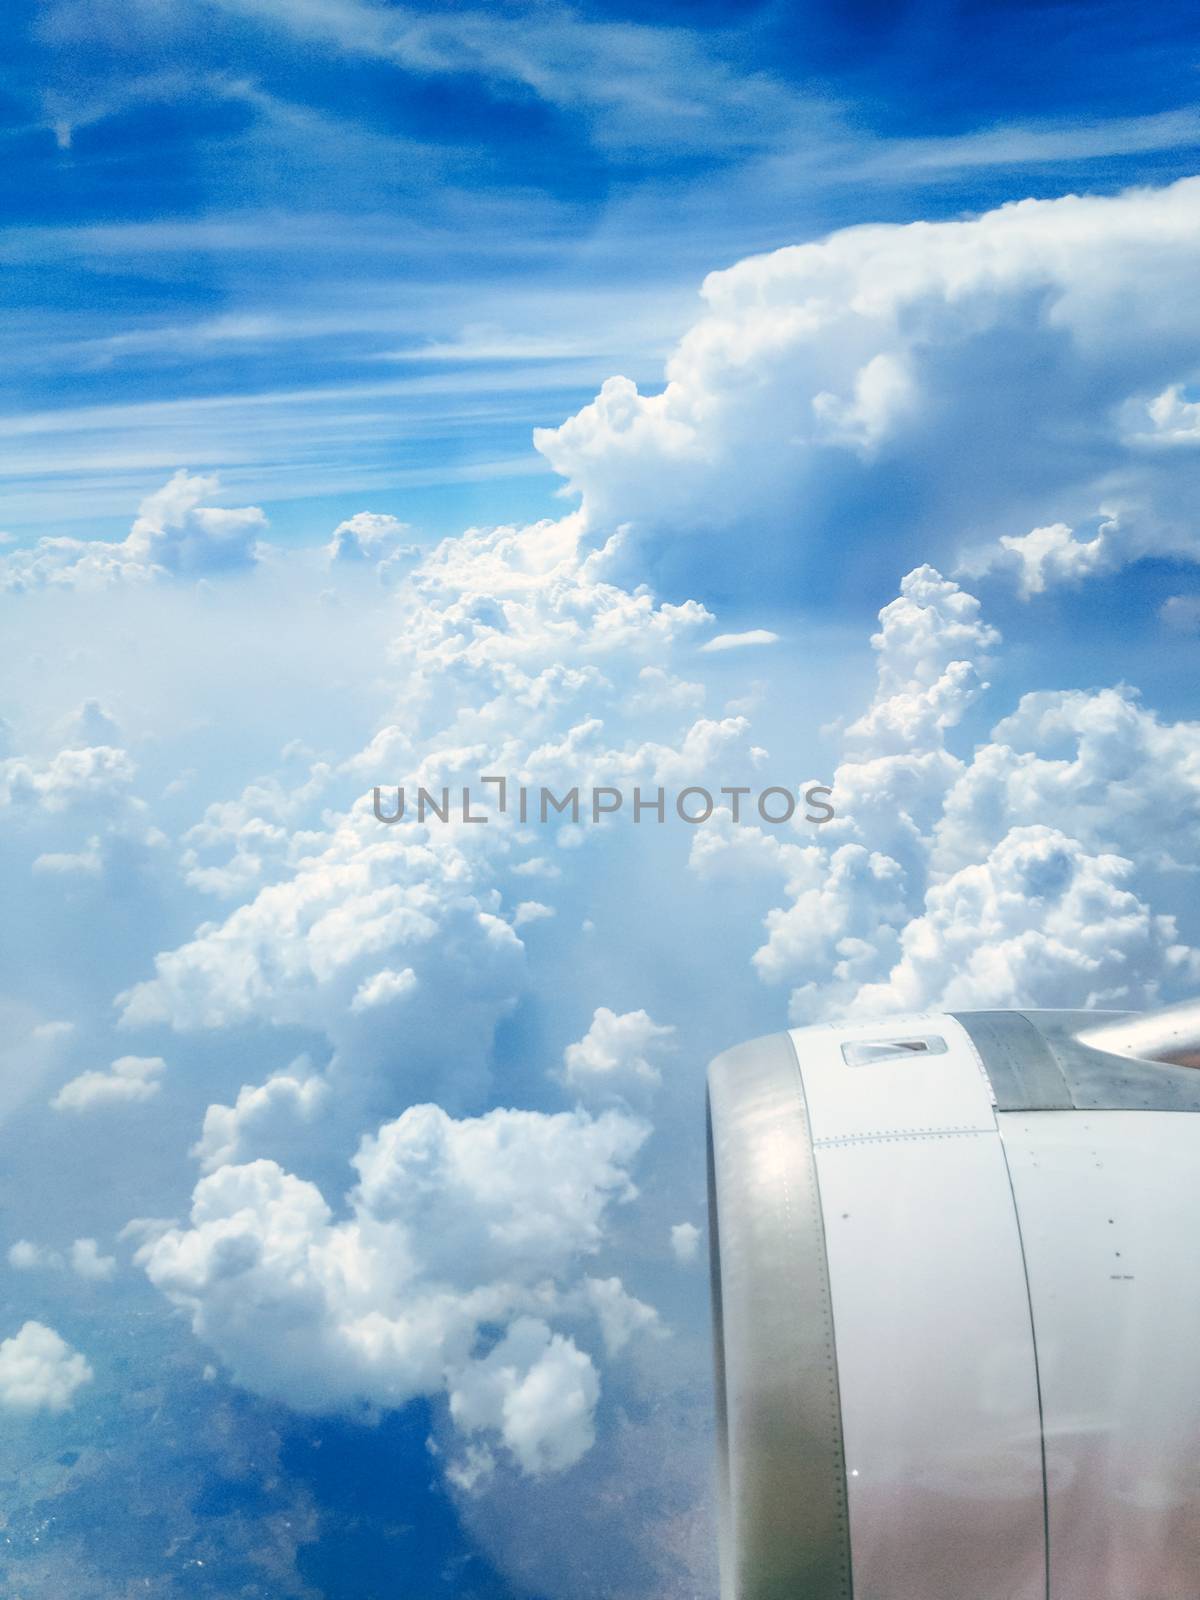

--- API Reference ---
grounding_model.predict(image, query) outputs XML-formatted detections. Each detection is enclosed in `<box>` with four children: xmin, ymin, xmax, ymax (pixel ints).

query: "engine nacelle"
<box><xmin>706</xmin><ymin>1003</ymin><xmax>1200</xmax><ymax>1600</ymax></box>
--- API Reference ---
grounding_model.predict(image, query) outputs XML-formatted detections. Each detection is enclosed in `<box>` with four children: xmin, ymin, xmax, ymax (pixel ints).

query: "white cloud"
<box><xmin>70</xmin><ymin>1238</ymin><xmax>117</xmax><ymax>1282</ymax></box>
<box><xmin>693</xmin><ymin>565</ymin><xmax>1000</xmax><ymax>1006</ymax></box>
<box><xmin>811</xmin><ymin>351</ymin><xmax>915</xmax><ymax>449</ymax></box>
<box><xmin>1162</xmin><ymin>594</ymin><xmax>1200</xmax><ymax>632</ymax></box>
<box><xmin>699</xmin><ymin>629</ymin><xmax>780</xmax><ymax>653</ymax></box>
<box><xmin>626</xmin><ymin>666</ymin><xmax>705</xmax><ymax>713</ymax></box>
<box><xmin>582</xmin><ymin>1276</ymin><xmax>662</xmax><ymax>1355</ymax></box>
<box><xmin>191</xmin><ymin>1063</ymin><xmax>330</xmax><ymax>1174</ymax></box>
<box><xmin>51</xmin><ymin>1055</ymin><xmax>165</xmax><ymax>1112</ymax></box>
<box><xmin>512</xmin><ymin>900</ymin><xmax>555</xmax><ymax>928</ymax></box>
<box><xmin>561</xmin><ymin>1008</ymin><xmax>676</xmax><ymax>1104</ymax></box>
<box><xmin>139</xmin><ymin>1103</ymin><xmax>649</xmax><ymax>1477</ymax></box>
<box><xmin>842</xmin><ymin>563</ymin><xmax>999</xmax><ymax>757</ymax></box>
<box><xmin>852</xmin><ymin>824</ymin><xmax>1197</xmax><ymax>1014</ymax></box>
<box><xmin>510</xmin><ymin>855</ymin><xmax>561</xmax><ymax>879</ymax></box>
<box><xmin>693</xmin><ymin>562</ymin><xmax>1200</xmax><ymax>1023</ymax></box>
<box><xmin>200</xmin><ymin>0</ymin><xmax>802</xmax><ymax>156</ymax></box>
<box><xmin>7</xmin><ymin>1238</ymin><xmax>116</xmax><ymax>1281</ymax></box>
<box><xmin>751</xmin><ymin>841</ymin><xmax>907</xmax><ymax>1014</ymax></box>
<box><xmin>669</xmin><ymin>1222</ymin><xmax>701</xmax><ymax>1265</ymax></box>
<box><xmin>180</xmin><ymin>767</ymin><xmax>332</xmax><ymax>898</ymax></box>
<box><xmin>111</xmin><ymin>508</ymin><xmax>724</xmax><ymax>1136</ymax></box>
<box><xmin>1138</xmin><ymin>383</ymin><xmax>1200</xmax><ymax>445</ymax></box>
<box><xmin>962</xmin><ymin>516</ymin><xmax>1120</xmax><ymax>596</ymax></box>
<box><xmin>0</xmin><ymin>1321</ymin><xmax>93</xmax><ymax>1413</ymax></box>
<box><xmin>118</xmin><ymin>797</ymin><xmax>525</xmax><ymax>1037</ymax></box>
<box><xmin>326</xmin><ymin>511</ymin><xmax>419</xmax><ymax>577</ymax></box>
<box><xmin>933</xmin><ymin>684</ymin><xmax>1200</xmax><ymax>877</ymax></box>
<box><xmin>1</xmin><ymin>745</ymin><xmax>136</xmax><ymax>813</ymax></box>
<box><xmin>32</xmin><ymin>838</ymin><xmax>104</xmax><ymax>876</ymax></box>
<box><xmin>448</xmin><ymin>1318</ymin><xmax>599</xmax><ymax>1478</ymax></box>
<box><xmin>0</xmin><ymin>471</ymin><xmax>266</xmax><ymax>591</ymax></box>
<box><xmin>350</xmin><ymin>966</ymin><xmax>418</xmax><ymax>1013</ymax></box>
<box><xmin>8</xmin><ymin>1240</ymin><xmax>53</xmax><ymax>1270</ymax></box>
<box><xmin>352</xmin><ymin>1105</ymin><xmax>647</xmax><ymax>1281</ymax></box>
<box><xmin>534</xmin><ymin>178</ymin><xmax>1200</xmax><ymax>589</ymax></box>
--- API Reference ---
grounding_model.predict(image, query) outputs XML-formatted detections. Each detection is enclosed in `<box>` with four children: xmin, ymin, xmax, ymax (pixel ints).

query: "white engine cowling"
<box><xmin>706</xmin><ymin>1002</ymin><xmax>1200</xmax><ymax>1600</ymax></box>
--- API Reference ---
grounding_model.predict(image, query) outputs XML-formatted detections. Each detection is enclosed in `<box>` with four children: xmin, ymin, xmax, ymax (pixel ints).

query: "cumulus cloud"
<box><xmin>695</xmin><ymin>563</ymin><xmax>1000</xmax><ymax>999</ymax></box>
<box><xmin>670</xmin><ymin>1222</ymin><xmax>701</xmax><ymax>1265</ymax></box>
<box><xmin>119</xmin><ymin>797</ymin><xmax>525</xmax><ymax>1037</ymax></box>
<box><xmin>0</xmin><ymin>1321</ymin><xmax>93</xmax><ymax>1413</ymax></box>
<box><xmin>8</xmin><ymin>1240</ymin><xmax>50</xmax><ymax>1270</ymax></box>
<box><xmin>694</xmin><ymin>560</ymin><xmax>1200</xmax><ymax>1022</ymax></box>
<box><xmin>561</xmin><ymin>1008</ymin><xmax>677</xmax><ymax>1104</ymax></box>
<box><xmin>0</xmin><ymin>471</ymin><xmax>266</xmax><ymax>591</ymax></box>
<box><xmin>69</xmin><ymin>1238</ymin><xmax>117</xmax><ymax>1281</ymax></box>
<box><xmin>963</xmin><ymin>517</ymin><xmax>1118</xmax><ymax>596</ymax></box>
<box><xmin>852</xmin><ymin>824</ymin><xmax>1196</xmax><ymax>1014</ymax></box>
<box><xmin>1</xmin><ymin>745</ymin><xmax>136</xmax><ymax>814</ymax></box>
<box><xmin>191</xmin><ymin>1062</ymin><xmax>330</xmax><ymax>1173</ymax></box>
<box><xmin>512</xmin><ymin>900</ymin><xmax>555</xmax><ymax>928</ymax></box>
<box><xmin>932</xmin><ymin>684</ymin><xmax>1200</xmax><ymax>876</ymax></box>
<box><xmin>139</xmin><ymin>1103</ymin><xmax>649</xmax><ymax>1479</ymax></box>
<box><xmin>51</xmin><ymin>1055</ymin><xmax>165</xmax><ymax>1112</ymax></box>
<box><xmin>112</xmin><ymin>508</ymin><xmax>734</xmax><ymax>1137</ymax></box>
<box><xmin>534</xmin><ymin>178</ymin><xmax>1200</xmax><ymax>590</ymax></box>
<box><xmin>581</xmin><ymin>1276</ymin><xmax>662</xmax><ymax>1356</ymax></box>
<box><xmin>7</xmin><ymin>1238</ymin><xmax>114</xmax><ymax>1280</ymax></box>
<box><xmin>1138</xmin><ymin>383</ymin><xmax>1200</xmax><ymax>445</ymax></box>
<box><xmin>326</xmin><ymin>511</ymin><xmax>420</xmax><ymax>577</ymax></box>
<box><xmin>350</xmin><ymin>966</ymin><xmax>418</xmax><ymax>1013</ymax></box>
<box><xmin>448</xmin><ymin>1318</ymin><xmax>599</xmax><ymax>1478</ymax></box>
<box><xmin>841</xmin><ymin>563</ymin><xmax>998</xmax><ymax>757</ymax></box>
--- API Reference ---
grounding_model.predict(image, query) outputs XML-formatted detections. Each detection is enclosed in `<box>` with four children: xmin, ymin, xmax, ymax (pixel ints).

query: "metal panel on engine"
<box><xmin>788</xmin><ymin>1015</ymin><xmax>1047</xmax><ymax>1600</ymax></box>
<box><xmin>1001</xmin><ymin>1110</ymin><xmax>1200</xmax><ymax>1600</ymax></box>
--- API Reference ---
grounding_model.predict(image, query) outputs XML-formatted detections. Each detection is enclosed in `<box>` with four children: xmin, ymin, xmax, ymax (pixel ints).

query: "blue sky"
<box><xmin>4</xmin><ymin>0</ymin><xmax>1200</xmax><ymax>541</ymax></box>
<box><xmin>4</xmin><ymin>5</ymin><xmax>1200</xmax><ymax>1599</ymax></box>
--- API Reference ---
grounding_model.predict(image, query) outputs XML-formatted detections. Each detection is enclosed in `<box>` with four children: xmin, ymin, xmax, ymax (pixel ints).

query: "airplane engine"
<box><xmin>705</xmin><ymin>1002</ymin><xmax>1200</xmax><ymax>1600</ymax></box>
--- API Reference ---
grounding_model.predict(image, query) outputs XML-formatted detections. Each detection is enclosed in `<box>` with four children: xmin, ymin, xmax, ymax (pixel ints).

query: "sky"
<box><xmin>4</xmin><ymin>3</ymin><xmax>1200</xmax><ymax>1597</ymax></box>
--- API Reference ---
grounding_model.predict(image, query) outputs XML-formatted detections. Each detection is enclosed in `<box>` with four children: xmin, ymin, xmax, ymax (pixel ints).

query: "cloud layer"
<box><xmin>4</xmin><ymin>172</ymin><xmax>1200</xmax><ymax>1600</ymax></box>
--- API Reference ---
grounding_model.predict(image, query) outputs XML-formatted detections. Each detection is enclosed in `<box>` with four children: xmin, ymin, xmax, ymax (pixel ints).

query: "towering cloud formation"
<box><xmin>694</xmin><ymin>561</ymin><xmax>1200</xmax><ymax>1022</ymax></box>
<box><xmin>537</xmin><ymin>178</ymin><xmax>1200</xmax><ymax>591</ymax></box>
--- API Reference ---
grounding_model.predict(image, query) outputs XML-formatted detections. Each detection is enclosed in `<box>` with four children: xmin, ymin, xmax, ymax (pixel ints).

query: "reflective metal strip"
<box><xmin>953</xmin><ymin>1010</ymin><xmax>1073</xmax><ymax>1111</ymax></box>
<box><xmin>707</xmin><ymin>1032</ymin><xmax>853</xmax><ymax>1600</ymax></box>
<box><xmin>1020</xmin><ymin>1011</ymin><xmax>1200</xmax><ymax>1113</ymax></box>
<box><xmin>954</xmin><ymin>1009</ymin><xmax>1200</xmax><ymax>1113</ymax></box>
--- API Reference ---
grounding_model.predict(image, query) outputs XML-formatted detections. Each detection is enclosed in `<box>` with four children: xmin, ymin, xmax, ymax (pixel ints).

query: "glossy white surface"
<box><xmin>1001</xmin><ymin>1111</ymin><xmax>1200</xmax><ymax>1600</ymax></box>
<box><xmin>789</xmin><ymin>1012</ymin><xmax>996</xmax><ymax>1145</ymax></box>
<box><xmin>786</xmin><ymin>1013</ymin><xmax>1048</xmax><ymax>1598</ymax></box>
<box><xmin>813</xmin><ymin>1127</ymin><xmax>1047</xmax><ymax>1600</ymax></box>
